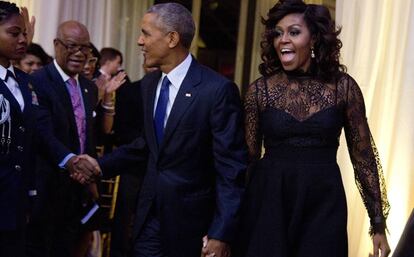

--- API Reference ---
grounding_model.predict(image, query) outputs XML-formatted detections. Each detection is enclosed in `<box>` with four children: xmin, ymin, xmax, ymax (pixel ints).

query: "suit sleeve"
<box><xmin>98</xmin><ymin>135</ymin><xmax>148</xmax><ymax>178</ymax></box>
<box><xmin>208</xmin><ymin>81</ymin><xmax>248</xmax><ymax>242</ymax></box>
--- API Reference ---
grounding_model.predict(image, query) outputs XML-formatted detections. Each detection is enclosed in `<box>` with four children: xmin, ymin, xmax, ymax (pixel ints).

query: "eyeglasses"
<box><xmin>86</xmin><ymin>57</ymin><xmax>98</xmax><ymax>65</ymax></box>
<box><xmin>55</xmin><ymin>38</ymin><xmax>92</xmax><ymax>54</ymax></box>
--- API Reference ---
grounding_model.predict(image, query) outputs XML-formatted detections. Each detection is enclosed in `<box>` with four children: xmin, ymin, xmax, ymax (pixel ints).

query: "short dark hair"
<box><xmin>259</xmin><ymin>0</ymin><xmax>346</xmax><ymax>82</ymax></box>
<box><xmin>147</xmin><ymin>3</ymin><xmax>195</xmax><ymax>49</ymax></box>
<box><xmin>0</xmin><ymin>1</ymin><xmax>19</xmax><ymax>24</ymax></box>
<box><xmin>99</xmin><ymin>47</ymin><xmax>122</xmax><ymax>66</ymax></box>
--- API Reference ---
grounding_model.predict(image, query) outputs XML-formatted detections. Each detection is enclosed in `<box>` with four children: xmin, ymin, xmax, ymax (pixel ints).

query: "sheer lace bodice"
<box><xmin>244</xmin><ymin>71</ymin><xmax>390</xmax><ymax>234</ymax></box>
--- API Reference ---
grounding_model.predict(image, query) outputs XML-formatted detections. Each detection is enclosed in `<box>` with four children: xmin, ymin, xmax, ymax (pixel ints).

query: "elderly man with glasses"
<box><xmin>26</xmin><ymin>20</ymin><xmax>99</xmax><ymax>257</ymax></box>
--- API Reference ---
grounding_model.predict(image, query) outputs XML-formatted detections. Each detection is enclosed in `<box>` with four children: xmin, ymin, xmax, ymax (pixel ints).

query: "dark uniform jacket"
<box><xmin>0</xmin><ymin>68</ymin><xmax>38</xmax><ymax>230</ymax></box>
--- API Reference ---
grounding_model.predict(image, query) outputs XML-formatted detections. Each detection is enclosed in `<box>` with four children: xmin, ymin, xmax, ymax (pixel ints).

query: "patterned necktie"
<box><xmin>154</xmin><ymin>76</ymin><xmax>170</xmax><ymax>145</ymax></box>
<box><xmin>67</xmin><ymin>77</ymin><xmax>86</xmax><ymax>153</ymax></box>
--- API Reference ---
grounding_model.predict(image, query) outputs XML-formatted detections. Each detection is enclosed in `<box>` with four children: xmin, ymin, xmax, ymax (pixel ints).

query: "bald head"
<box><xmin>56</xmin><ymin>20</ymin><xmax>89</xmax><ymax>40</ymax></box>
<box><xmin>54</xmin><ymin>20</ymin><xmax>91</xmax><ymax>76</ymax></box>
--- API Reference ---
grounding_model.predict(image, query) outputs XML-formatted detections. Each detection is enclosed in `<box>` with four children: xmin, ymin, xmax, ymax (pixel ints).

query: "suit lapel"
<box><xmin>160</xmin><ymin>59</ymin><xmax>201</xmax><ymax>149</ymax></box>
<box><xmin>46</xmin><ymin>64</ymin><xmax>75</xmax><ymax>118</ymax></box>
<box><xmin>78</xmin><ymin>76</ymin><xmax>95</xmax><ymax>154</ymax></box>
<box><xmin>46</xmin><ymin>64</ymin><xmax>79</xmax><ymax>148</ymax></box>
<box><xmin>79</xmin><ymin>76</ymin><xmax>92</xmax><ymax>118</ymax></box>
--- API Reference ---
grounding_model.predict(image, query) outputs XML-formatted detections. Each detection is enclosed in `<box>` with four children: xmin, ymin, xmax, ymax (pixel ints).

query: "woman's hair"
<box><xmin>26</xmin><ymin>43</ymin><xmax>52</xmax><ymax>65</ymax></box>
<box><xmin>259</xmin><ymin>0</ymin><xmax>346</xmax><ymax>82</ymax></box>
<box><xmin>0</xmin><ymin>1</ymin><xmax>19</xmax><ymax>24</ymax></box>
<box><xmin>89</xmin><ymin>43</ymin><xmax>101</xmax><ymax>77</ymax></box>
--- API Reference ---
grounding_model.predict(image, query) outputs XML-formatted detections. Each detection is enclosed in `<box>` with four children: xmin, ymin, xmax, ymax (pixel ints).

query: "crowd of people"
<box><xmin>0</xmin><ymin>0</ymin><xmax>393</xmax><ymax>257</ymax></box>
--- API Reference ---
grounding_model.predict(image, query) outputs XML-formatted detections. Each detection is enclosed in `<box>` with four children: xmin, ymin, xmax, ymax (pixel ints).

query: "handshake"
<box><xmin>66</xmin><ymin>154</ymin><xmax>102</xmax><ymax>184</ymax></box>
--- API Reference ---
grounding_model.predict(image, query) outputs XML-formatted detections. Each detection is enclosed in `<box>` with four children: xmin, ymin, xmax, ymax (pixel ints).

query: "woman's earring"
<box><xmin>311</xmin><ymin>47</ymin><xmax>315</xmax><ymax>58</ymax></box>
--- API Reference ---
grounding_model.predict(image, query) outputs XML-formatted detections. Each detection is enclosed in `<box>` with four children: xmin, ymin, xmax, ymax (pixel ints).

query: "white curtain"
<box><xmin>10</xmin><ymin>0</ymin><xmax>153</xmax><ymax>81</ymax></box>
<box><xmin>336</xmin><ymin>0</ymin><xmax>414</xmax><ymax>256</ymax></box>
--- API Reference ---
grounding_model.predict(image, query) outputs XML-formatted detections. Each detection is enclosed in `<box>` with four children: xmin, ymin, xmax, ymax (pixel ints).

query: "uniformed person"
<box><xmin>0</xmin><ymin>2</ymin><xmax>38</xmax><ymax>257</ymax></box>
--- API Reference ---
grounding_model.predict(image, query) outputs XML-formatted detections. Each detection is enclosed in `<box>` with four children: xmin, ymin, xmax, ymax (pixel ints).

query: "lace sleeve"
<box><xmin>244</xmin><ymin>79</ymin><xmax>263</xmax><ymax>163</ymax></box>
<box><xmin>342</xmin><ymin>75</ymin><xmax>390</xmax><ymax>235</ymax></box>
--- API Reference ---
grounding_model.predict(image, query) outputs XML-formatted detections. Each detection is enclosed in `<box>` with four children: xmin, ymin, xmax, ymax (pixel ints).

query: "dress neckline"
<box><xmin>283</xmin><ymin>69</ymin><xmax>313</xmax><ymax>80</ymax></box>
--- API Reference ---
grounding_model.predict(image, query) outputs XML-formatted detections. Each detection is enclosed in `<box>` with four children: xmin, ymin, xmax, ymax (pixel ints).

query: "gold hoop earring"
<box><xmin>311</xmin><ymin>47</ymin><xmax>315</xmax><ymax>58</ymax></box>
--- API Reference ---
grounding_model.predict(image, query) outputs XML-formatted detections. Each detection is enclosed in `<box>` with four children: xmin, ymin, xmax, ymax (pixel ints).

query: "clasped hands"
<box><xmin>66</xmin><ymin>154</ymin><xmax>101</xmax><ymax>184</ymax></box>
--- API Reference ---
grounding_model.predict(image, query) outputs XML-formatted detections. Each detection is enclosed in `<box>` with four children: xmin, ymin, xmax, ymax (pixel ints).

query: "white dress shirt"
<box><xmin>153</xmin><ymin>53</ymin><xmax>192</xmax><ymax>127</ymax></box>
<box><xmin>0</xmin><ymin>65</ymin><xmax>25</xmax><ymax>111</ymax></box>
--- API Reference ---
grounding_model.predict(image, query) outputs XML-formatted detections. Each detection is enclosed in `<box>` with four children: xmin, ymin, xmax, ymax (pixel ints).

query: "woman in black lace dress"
<box><xmin>236</xmin><ymin>1</ymin><xmax>390</xmax><ymax>256</ymax></box>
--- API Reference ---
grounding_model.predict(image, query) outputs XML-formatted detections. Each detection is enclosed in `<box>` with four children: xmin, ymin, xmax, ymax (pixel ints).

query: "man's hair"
<box><xmin>0</xmin><ymin>1</ymin><xmax>19</xmax><ymax>24</ymax></box>
<box><xmin>147</xmin><ymin>3</ymin><xmax>195</xmax><ymax>49</ymax></box>
<box><xmin>99</xmin><ymin>47</ymin><xmax>123</xmax><ymax>66</ymax></box>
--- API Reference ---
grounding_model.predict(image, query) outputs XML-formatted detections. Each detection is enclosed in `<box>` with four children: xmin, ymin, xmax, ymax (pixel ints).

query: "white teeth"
<box><xmin>281</xmin><ymin>48</ymin><xmax>293</xmax><ymax>54</ymax></box>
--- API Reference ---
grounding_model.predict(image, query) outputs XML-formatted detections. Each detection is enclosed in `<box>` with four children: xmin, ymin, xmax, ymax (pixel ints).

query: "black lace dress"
<box><xmin>235</xmin><ymin>71</ymin><xmax>389</xmax><ymax>257</ymax></box>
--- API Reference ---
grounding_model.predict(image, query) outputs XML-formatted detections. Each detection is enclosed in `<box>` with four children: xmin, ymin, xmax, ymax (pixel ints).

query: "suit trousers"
<box><xmin>133</xmin><ymin>207</ymin><xmax>166</xmax><ymax>257</ymax></box>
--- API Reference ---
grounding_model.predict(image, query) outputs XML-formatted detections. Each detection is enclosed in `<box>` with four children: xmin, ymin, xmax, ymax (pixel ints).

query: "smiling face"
<box><xmin>82</xmin><ymin>52</ymin><xmax>97</xmax><ymax>80</ymax></box>
<box><xmin>54</xmin><ymin>22</ymin><xmax>90</xmax><ymax>76</ymax></box>
<box><xmin>273</xmin><ymin>13</ymin><xmax>313</xmax><ymax>72</ymax></box>
<box><xmin>0</xmin><ymin>14</ymin><xmax>27</xmax><ymax>67</ymax></box>
<box><xmin>137</xmin><ymin>13</ymin><xmax>171</xmax><ymax>70</ymax></box>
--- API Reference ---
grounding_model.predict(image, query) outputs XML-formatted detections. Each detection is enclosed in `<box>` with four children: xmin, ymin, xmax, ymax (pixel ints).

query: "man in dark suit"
<box><xmin>26</xmin><ymin>20</ymin><xmax>98</xmax><ymax>257</ymax></box>
<box><xmin>0</xmin><ymin>3</ymin><xmax>38</xmax><ymax>256</ymax></box>
<box><xmin>76</xmin><ymin>3</ymin><xmax>247</xmax><ymax>257</ymax></box>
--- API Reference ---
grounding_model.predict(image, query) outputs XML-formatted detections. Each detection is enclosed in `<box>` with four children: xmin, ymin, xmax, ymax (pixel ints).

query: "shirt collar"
<box><xmin>53</xmin><ymin>59</ymin><xmax>79</xmax><ymax>82</ymax></box>
<box><xmin>0</xmin><ymin>64</ymin><xmax>16</xmax><ymax>81</ymax></box>
<box><xmin>163</xmin><ymin>53</ymin><xmax>192</xmax><ymax>90</ymax></box>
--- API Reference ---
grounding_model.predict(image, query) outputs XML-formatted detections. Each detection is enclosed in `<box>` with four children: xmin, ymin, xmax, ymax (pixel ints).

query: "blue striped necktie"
<box><xmin>154</xmin><ymin>76</ymin><xmax>170</xmax><ymax>145</ymax></box>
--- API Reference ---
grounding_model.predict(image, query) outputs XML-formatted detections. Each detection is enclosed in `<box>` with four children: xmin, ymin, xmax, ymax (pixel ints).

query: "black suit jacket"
<box><xmin>30</xmin><ymin>63</ymin><xmax>97</xmax><ymax>222</ymax></box>
<box><xmin>0</xmin><ymin>68</ymin><xmax>37</xmax><ymax>230</ymax></box>
<box><xmin>100</xmin><ymin>58</ymin><xmax>247</xmax><ymax>256</ymax></box>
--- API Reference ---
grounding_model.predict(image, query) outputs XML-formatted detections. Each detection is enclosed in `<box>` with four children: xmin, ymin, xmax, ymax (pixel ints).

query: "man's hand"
<box><xmin>201</xmin><ymin>236</ymin><xmax>230</xmax><ymax>257</ymax></box>
<box><xmin>67</xmin><ymin>155</ymin><xmax>101</xmax><ymax>184</ymax></box>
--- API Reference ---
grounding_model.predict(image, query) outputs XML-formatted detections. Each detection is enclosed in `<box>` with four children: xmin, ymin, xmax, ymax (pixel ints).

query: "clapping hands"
<box><xmin>66</xmin><ymin>155</ymin><xmax>102</xmax><ymax>184</ymax></box>
<box><xmin>95</xmin><ymin>71</ymin><xmax>127</xmax><ymax>102</ymax></box>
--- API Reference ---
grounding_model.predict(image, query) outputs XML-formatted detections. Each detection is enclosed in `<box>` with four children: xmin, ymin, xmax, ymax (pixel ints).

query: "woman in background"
<box><xmin>15</xmin><ymin>43</ymin><xmax>51</xmax><ymax>74</ymax></box>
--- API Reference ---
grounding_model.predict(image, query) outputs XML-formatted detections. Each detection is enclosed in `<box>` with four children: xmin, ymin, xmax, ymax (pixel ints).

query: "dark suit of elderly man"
<box><xmin>75</xmin><ymin>3</ymin><xmax>247</xmax><ymax>257</ymax></box>
<box><xmin>26</xmin><ymin>20</ymin><xmax>98</xmax><ymax>257</ymax></box>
